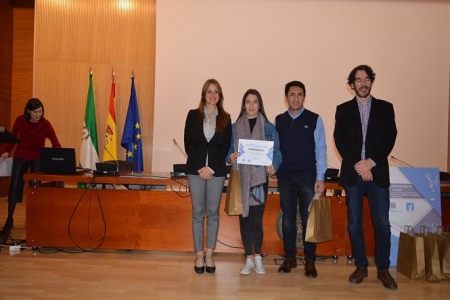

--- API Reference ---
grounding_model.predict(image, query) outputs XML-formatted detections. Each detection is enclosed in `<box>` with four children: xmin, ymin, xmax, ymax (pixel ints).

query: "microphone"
<box><xmin>171</xmin><ymin>139</ymin><xmax>187</xmax><ymax>178</ymax></box>
<box><xmin>93</xmin><ymin>147</ymin><xmax>120</xmax><ymax>176</ymax></box>
<box><xmin>173</xmin><ymin>139</ymin><xmax>188</xmax><ymax>158</ymax></box>
<box><xmin>103</xmin><ymin>146</ymin><xmax>119</xmax><ymax>171</ymax></box>
<box><xmin>390</xmin><ymin>156</ymin><xmax>414</xmax><ymax>168</ymax></box>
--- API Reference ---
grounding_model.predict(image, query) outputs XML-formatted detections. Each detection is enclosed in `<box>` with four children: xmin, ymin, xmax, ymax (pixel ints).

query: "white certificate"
<box><xmin>237</xmin><ymin>139</ymin><xmax>274</xmax><ymax>166</ymax></box>
<box><xmin>0</xmin><ymin>157</ymin><xmax>12</xmax><ymax>176</ymax></box>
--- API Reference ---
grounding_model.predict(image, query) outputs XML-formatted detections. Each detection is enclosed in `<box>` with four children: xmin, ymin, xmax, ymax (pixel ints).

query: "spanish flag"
<box><xmin>103</xmin><ymin>75</ymin><xmax>117</xmax><ymax>161</ymax></box>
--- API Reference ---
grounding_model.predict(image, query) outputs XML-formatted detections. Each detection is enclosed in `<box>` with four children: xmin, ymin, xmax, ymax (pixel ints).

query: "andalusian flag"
<box><xmin>80</xmin><ymin>71</ymin><xmax>99</xmax><ymax>169</ymax></box>
<box><xmin>103</xmin><ymin>77</ymin><xmax>117</xmax><ymax>161</ymax></box>
<box><xmin>121</xmin><ymin>75</ymin><xmax>143</xmax><ymax>172</ymax></box>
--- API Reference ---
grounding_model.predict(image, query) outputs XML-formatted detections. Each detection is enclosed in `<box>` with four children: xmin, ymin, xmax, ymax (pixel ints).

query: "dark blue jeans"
<box><xmin>239</xmin><ymin>203</ymin><xmax>265</xmax><ymax>256</ymax></box>
<box><xmin>278</xmin><ymin>174</ymin><xmax>316</xmax><ymax>260</ymax></box>
<box><xmin>239</xmin><ymin>182</ymin><xmax>268</xmax><ymax>256</ymax></box>
<box><xmin>345</xmin><ymin>177</ymin><xmax>392</xmax><ymax>271</ymax></box>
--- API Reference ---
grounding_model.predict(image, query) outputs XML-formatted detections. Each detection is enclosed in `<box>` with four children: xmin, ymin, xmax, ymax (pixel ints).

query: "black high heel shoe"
<box><xmin>194</xmin><ymin>257</ymin><xmax>205</xmax><ymax>274</ymax></box>
<box><xmin>205</xmin><ymin>258</ymin><xmax>216</xmax><ymax>274</ymax></box>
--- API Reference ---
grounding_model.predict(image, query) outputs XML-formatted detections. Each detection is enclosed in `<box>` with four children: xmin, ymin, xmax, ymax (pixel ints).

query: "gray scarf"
<box><xmin>234</xmin><ymin>113</ymin><xmax>267</xmax><ymax>217</ymax></box>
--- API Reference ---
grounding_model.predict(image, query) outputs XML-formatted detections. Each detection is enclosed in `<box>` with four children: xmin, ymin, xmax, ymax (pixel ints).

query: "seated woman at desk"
<box><xmin>0</xmin><ymin>98</ymin><xmax>61</xmax><ymax>239</ymax></box>
<box><xmin>184</xmin><ymin>79</ymin><xmax>231</xmax><ymax>274</ymax></box>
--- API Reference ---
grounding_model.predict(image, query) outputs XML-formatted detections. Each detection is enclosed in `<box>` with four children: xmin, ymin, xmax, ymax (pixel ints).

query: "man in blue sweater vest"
<box><xmin>275</xmin><ymin>81</ymin><xmax>327</xmax><ymax>277</ymax></box>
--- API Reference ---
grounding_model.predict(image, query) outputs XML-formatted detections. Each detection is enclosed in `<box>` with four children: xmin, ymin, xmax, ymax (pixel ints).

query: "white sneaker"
<box><xmin>254</xmin><ymin>255</ymin><xmax>266</xmax><ymax>275</ymax></box>
<box><xmin>240</xmin><ymin>258</ymin><xmax>255</xmax><ymax>275</ymax></box>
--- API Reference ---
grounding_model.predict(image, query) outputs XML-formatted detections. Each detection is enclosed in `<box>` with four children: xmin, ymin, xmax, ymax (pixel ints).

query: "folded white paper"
<box><xmin>0</xmin><ymin>157</ymin><xmax>12</xmax><ymax>176</ymax></box>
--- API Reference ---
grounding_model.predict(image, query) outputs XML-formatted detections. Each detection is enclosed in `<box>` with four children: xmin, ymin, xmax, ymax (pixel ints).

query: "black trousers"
<box><xmin>3</xmin><ymin>158</ymin><xmax>40</xmax><ymax>230</ymax></box>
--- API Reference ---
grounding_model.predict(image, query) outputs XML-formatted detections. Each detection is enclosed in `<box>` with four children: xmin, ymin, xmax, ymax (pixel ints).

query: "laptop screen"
<box><xmin>40</xmin><ymin>147</ymin><xmax>79</xmax><ymax>175</ymax></box>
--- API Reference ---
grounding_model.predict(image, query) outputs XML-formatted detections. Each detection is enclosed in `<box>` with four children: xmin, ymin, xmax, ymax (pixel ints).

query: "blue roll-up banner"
<box><xmin>388</xmin><ymin>167</ymin><xmax>442</xmax><ymax>266</ymax></box>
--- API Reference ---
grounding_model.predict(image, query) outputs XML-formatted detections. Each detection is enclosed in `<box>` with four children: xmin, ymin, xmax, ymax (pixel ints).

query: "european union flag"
<box><xmin>121</xmin><ymin>76</ymin><xmax>143</xmax><ymax>172</ymax></box>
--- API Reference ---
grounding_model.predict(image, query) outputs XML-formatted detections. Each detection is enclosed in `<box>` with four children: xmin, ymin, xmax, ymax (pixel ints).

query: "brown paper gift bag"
<box><xmin>416</xmin><ymin>226</ymin><xmax>441</xmax><ymax>282</ymax></box>
<box><xmin>304</xmin><ymin>195</ymin><xmax>332</xmax><ymax>243</ymax></box>
<box><xmin>422</xmin><ymin>235</ymin><xmax>442</xmax><ymax>281</ymax></box>
<box><xmin>396</xmin><ymin>226</ymin><xmax>425</xmax><ymax>280</ymax></box>
<box><xmin>433</xmin><ymin>227</ymin><xmax>450</xmax><ymax>280</ymax></box>
<box><xmin>443</xmin><ymin>233</ymin><xmax>450</xmax><ymax>280</ymax></box>
<box><xmin>224</xmin><ymin>168</ymin><xmax>243</xmax><ymax>216</ymax></box>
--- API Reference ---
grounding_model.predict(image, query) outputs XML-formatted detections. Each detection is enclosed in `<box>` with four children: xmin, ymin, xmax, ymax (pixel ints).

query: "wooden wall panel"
<box><xmin>0</xmin><ymin>0</ymin><xmax>34</xmax><ymax>198</ymax></box>
<box><xmin>34</xmin><ymin>0</ymin><xmax>156</xmax><ymax>170</ymax></box>
<box><xmin>0</xmin><ymin>0</ymin><xmax>13</xmax><ymax>131</ymax></box>
<box><xmin>11</xmin><ymin>6</ymin><xmax>35</xmax><ymax>121</ymax></box>
<box><xmin>0</xmin><ymin>0</ymin><xmax>11</xmax><ymax>197</ymax></box>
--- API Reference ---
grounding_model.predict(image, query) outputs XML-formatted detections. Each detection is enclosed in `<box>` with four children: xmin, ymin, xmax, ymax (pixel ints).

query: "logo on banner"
<box><xmin>406</xmin><ymin>202</ymin><xmax>415</xmax><ymax>212</ymax></box>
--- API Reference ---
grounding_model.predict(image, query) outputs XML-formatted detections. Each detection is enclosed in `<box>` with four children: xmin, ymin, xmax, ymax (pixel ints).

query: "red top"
<box><xmin>5</xmin><ymin>115</ymin><xmax>61</xmax><ymax>160</ymax></box>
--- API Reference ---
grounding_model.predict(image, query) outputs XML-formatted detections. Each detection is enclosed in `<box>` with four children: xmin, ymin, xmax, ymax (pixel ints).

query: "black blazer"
<box><xmin>184</xmin><ymin>109</ymin><xmax>232</xmax><ymax>177</ymax></box>
<box><xmin>333</xmin><ymin>97</ymin><xmax>397</xmax><ymax>188</ymax></box>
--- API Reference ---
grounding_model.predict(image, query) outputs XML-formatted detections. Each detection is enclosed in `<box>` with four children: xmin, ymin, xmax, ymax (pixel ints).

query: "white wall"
<box><xmin>153</xmin><ymin>0</ymin><xmax>450</xmax><ymax>172</ymax></box>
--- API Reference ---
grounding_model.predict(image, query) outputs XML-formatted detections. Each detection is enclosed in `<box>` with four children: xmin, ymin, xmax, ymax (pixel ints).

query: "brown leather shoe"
<box><xmin>278</xmin><ymin>257</ymin><xmax>297</xmax><ymax>273</ymax></box>
<box><xmin>349</xmin><ymin>267</ymin><xmax>368</xmax><ymax>284</ymax></box>
<box><xmin>304</xmin><ymin>259</ymin><xmax>318</xmax><ymax>278</ymax></box>
<box><xmin>377</xmin><ymin>270</ymin><xmax>398</xmax><ymax>290</ymax></box>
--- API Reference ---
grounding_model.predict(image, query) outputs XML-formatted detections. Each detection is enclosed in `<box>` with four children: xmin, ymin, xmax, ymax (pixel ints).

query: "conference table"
<box><xmin>23</xmin><ymin>172</ymin><xmax>449</xmax><ymax>256</ymax></box>
<box><xmin>22</xmin><ymin>172</ymin><xmax>368</xmax><ymax>256</ymax></box>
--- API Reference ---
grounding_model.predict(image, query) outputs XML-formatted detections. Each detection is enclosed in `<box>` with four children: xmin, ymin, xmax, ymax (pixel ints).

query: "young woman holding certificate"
<box><xmin>227</xmin><ymin>89</ymin><xmax>282</xmax><ymax>275</ymax></box>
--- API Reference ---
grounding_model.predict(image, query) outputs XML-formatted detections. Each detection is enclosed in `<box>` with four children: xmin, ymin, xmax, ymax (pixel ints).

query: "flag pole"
<box><xmin>131</xmin><ymin>71</ymin><xmax>135</xmax><ymax>174</ymax></box>
<box><xmin>121</xmin><ymin>70</ymin><xmax>143</xmax><ymax>173</ymax></box>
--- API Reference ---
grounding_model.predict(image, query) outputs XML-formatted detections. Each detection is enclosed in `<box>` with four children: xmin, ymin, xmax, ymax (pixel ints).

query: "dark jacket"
<box><xmin>184</xmin><ymin>109</ymin><xmax>232</xmax><ymax>177</ymax></box>
<box><xmin>333</xmin><ymin>97</ymin><xmax>397</xmax><ymax>188</ymax></box>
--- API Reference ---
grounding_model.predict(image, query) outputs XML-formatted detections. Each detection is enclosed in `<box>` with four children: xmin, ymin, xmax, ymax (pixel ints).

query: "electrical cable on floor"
<box><xmin>216</xmin><ymin>238</ymin><xmax>244</xmax><ymax>250</ymax></box>
<box><xmin>168</xmin><ymin>177</ymin><xmax>190</xmax><ymax>197</ymax></box>
<box><xmin>67</xmin><ymin>175</ymin><xmax>107</xmax><ymax>252</ymax></box>
<box><xmin>169</xmin><ymin>186</ymin><xmax>191</xmax><ymax>198</ymax></box>
<box><xmin>273</xmin><ymin>254</ymin><xmax>332</xmax><ymax>265</ymax></box>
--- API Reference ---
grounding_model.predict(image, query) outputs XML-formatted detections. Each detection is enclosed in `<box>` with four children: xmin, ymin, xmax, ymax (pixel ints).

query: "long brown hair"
<box><xmin>197</xmin><ymin>78</ymin><xmax>230</xmax><ymax>132</ymax></box>
<box><xmin>236</xmin><ymin>89</ymin><xmax>268</xmax><ymax>122</ymax></box>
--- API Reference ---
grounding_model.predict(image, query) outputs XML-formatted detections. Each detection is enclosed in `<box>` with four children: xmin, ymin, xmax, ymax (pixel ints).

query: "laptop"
<box><xmin>40</xmin><ymin>147</ymin><xmax>88</xmax><ymax>175</ymax></box>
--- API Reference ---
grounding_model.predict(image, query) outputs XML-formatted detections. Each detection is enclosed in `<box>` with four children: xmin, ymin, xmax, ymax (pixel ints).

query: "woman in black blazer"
<box><xmin>184</xmin><ymin>79</ymin><xmax>231</xmax><ymax>274</ymax></box>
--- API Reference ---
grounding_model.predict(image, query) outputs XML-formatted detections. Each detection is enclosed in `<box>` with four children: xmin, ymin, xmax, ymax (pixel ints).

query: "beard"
<box><xmin>355</xmin><ymin>85</ymin><xmax>371</xmax><ymax>98</ymax></box>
